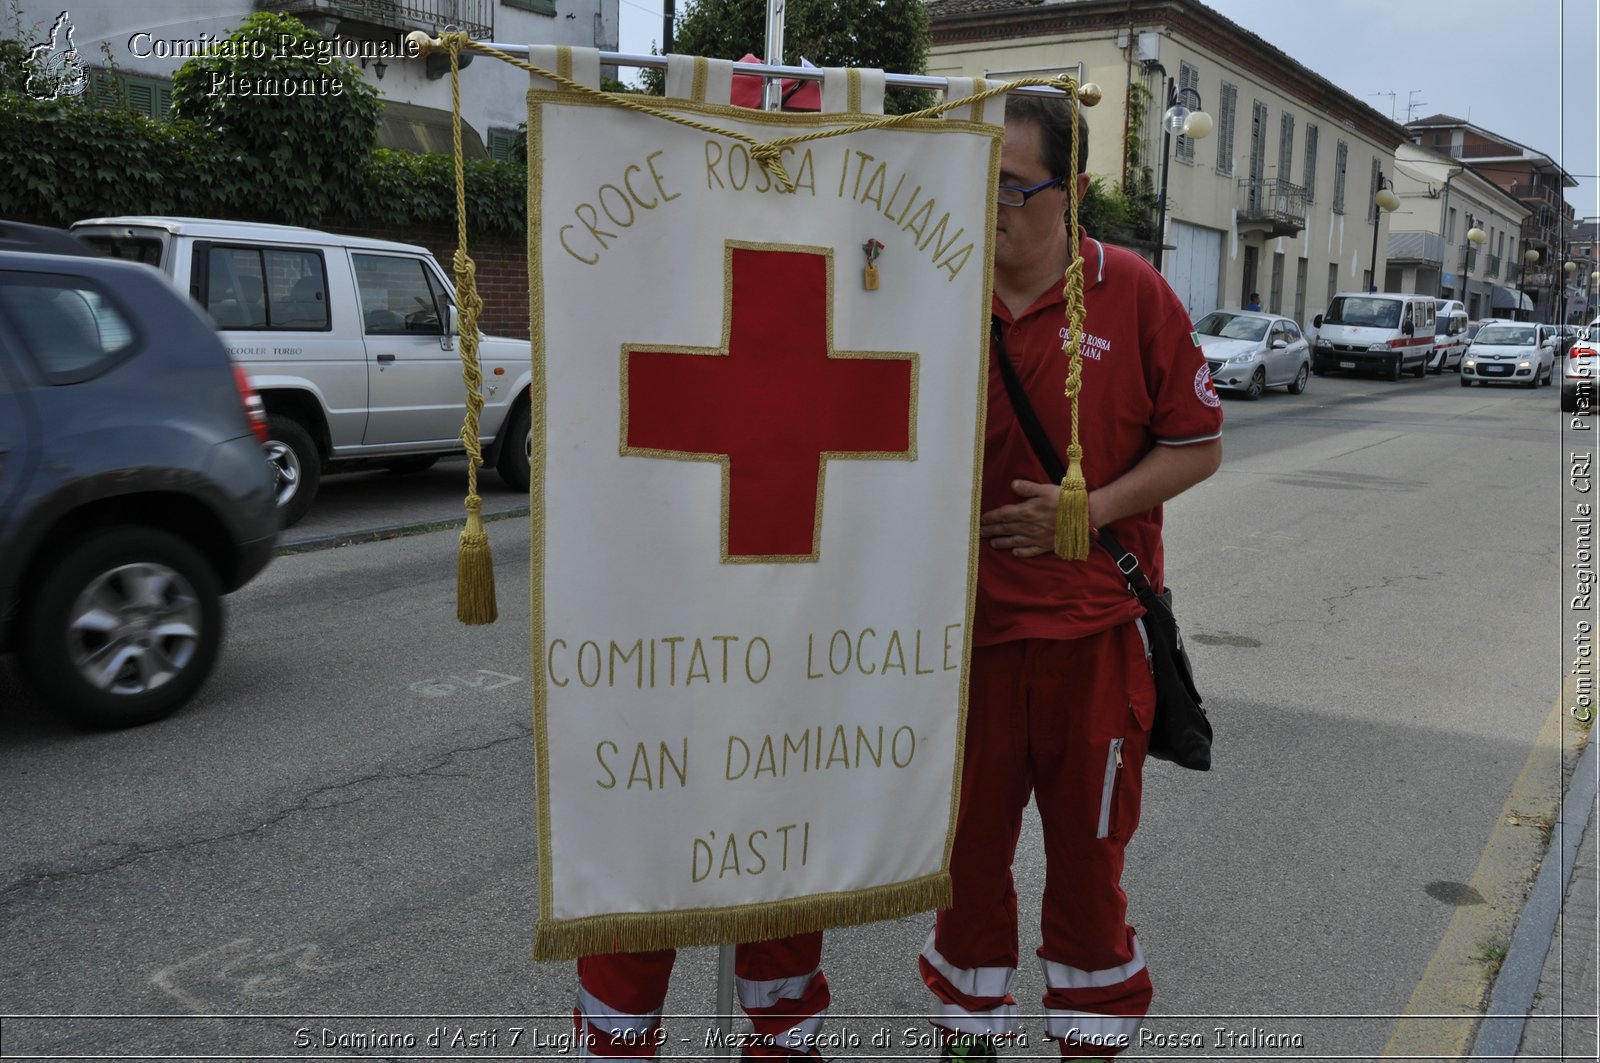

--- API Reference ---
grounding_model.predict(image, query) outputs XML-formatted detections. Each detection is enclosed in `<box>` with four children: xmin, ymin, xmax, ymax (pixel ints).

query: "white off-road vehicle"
<box><xmin>72</xmin><ymin>217</ymin><xmax>532</xmax><ymax>526</ymax></box>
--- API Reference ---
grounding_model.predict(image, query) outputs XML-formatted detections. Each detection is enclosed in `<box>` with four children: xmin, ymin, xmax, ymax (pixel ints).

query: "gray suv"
<box><xmin>0</xmin><ymin>224</ymin><xmax>278</xmax><ymax>727</ymax></box>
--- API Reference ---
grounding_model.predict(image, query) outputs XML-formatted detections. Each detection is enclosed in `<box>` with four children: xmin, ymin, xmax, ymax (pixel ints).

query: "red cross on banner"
<box><xmin>623</xmin><ymin>243</ymin><xmax>917</xmax><ymax>561</ymax></box>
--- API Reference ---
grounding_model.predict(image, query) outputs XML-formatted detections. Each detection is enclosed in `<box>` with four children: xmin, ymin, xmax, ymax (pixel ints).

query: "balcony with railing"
<box><xmin>1237</xmin><ymin>178</ymin><xmax>1306</xmax><ymax>238</ymax></box>
<box><xmin>1486</xmin><ymin>253</ymin><xmax>1501</xmax><ymax>278</ymax></box>
<box><xmin>1387</xmin><ymin>230</ymin><xmax>1444</xmax><ymax>265</ymax></box>
<box><xmin>259</xmin><ymin>0</ymin><xmax>494</xmax><ymax>40</ymax></box>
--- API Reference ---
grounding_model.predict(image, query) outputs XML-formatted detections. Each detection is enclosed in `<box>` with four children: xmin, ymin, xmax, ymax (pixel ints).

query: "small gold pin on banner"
<box><xmin>862</xmin><ymin>238</ymin><xmax>884</xmax><ymax>291</ymax></box>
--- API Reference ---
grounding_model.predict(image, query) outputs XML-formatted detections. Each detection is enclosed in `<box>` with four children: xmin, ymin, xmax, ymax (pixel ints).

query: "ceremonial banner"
<box><xmin>530</xmin><ymin>53</ymin><xmax>1003</xmax><ymax>959</ymax></box>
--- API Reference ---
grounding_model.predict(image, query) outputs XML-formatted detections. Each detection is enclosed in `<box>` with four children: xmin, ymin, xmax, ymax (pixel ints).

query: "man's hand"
<box><xmin>979</xmin><ymin>479</ymin><xmax>1074</xmax><ymax>558</ymax></box>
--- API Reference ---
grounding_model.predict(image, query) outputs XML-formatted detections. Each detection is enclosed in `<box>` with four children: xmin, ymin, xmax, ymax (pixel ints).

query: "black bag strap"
<box><xmin>991</xmin><ymin>317</ymin><xmax>1065</xmax><ymax>485</ymax></box>
<box><xmin>990</xmin><ymin>315</ymin><xmax>1156</xmax><ymax>603</ymax></box>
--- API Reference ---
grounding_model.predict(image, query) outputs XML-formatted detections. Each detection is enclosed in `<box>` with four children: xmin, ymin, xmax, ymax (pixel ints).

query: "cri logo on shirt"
<box><xmin>1194</xmin><ymin>366</ymin><xmax>1221</xmax><ymax>408</ymax></box>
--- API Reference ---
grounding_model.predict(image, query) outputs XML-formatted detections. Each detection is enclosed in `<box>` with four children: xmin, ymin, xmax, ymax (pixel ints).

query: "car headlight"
<box><xmin>1368</xmin><ymin>343</ymin><xmax>1390</xmax><ymax>352</ymax></box>
<box><xmin>1519</xmin><ymin>360</ymin><xmax>1532</xmax><ymax>369</ymax></box>
<box><xmin>1227</xmin><ymin>351</ymin><xmax>1258</xmax><ymax>364</ymax></box>
<box><xmin>1315</xmin><ymin>338</ymin><xmax>1332</xmax><ymax>349</ymax></box>
<box><xmin>1464</xmin><ymin>359</ymin><xmax>1476</xmax><ymax>369</ymax></box>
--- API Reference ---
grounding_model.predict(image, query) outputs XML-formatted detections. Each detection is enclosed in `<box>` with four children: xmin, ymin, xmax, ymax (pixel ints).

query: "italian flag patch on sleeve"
<box><xmin>1190</xmin><ymin>330</ymin><xmax>1202</xmax><ymax>347</ymax></box>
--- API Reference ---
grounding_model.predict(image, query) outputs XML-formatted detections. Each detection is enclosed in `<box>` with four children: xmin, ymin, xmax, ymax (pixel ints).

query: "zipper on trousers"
<box><xmin>1096</xmin><ymin>738</ymin><xmax>1125</xmax><ymax>839</ymax></box>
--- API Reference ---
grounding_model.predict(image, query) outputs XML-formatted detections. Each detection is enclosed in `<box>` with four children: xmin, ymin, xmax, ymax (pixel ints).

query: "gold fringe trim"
<box><xmin>1054</xmin><ymin>103</ymin><xmax>1091</xmax><ymax>560</ymax></box>
<box><xmin>1054</xmin><ymin>444</ymin><xmax>1090</xmax><ymax>561</ymax></box>
<box><xmin>444</xmin><ymin>35</ymin><xmax>497</xmax><ymax>624</ymax></box>
<box><xmin>532</xmin><ymin>872</ymin><xmax>950</xmax><ymax>961</ymax></box>
<box><xmin>457</xmin><ymin>495</ymin><xmax>498</xmax><ymax>624</ymax></box>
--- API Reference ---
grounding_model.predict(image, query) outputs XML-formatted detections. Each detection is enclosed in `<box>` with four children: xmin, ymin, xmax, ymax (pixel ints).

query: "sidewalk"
<box><xmin>1515</xmin><ymin>785</ymin><xmax>1597</xmax><ymax>1060</ymax></box>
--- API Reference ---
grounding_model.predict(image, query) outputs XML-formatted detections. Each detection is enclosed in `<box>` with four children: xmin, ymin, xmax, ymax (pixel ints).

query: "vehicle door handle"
<box><xmin>376</xmin><ymin>354</ymin><xmax>395</xmax><ymax>364</ymax></box>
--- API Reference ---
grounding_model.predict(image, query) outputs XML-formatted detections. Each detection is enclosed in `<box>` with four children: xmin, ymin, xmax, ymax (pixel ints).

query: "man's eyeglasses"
<box><xmin>996</xmin><ymin>175</ymin><xmax>1064</xmax><ymax>207</ymax></box>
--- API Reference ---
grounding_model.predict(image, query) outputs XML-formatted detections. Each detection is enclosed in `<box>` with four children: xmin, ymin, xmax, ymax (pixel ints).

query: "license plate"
<box><xmin>1340</xmin><ymin>361</ymin><xmax>1355</xmax><ymax>369</ymax></box>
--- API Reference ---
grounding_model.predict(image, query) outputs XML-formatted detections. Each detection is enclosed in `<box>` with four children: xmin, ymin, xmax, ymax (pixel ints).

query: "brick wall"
<box><xmin>329</xmin><ymin>221</ymin><xmax>532</xmax><ymax>340</ymax></box>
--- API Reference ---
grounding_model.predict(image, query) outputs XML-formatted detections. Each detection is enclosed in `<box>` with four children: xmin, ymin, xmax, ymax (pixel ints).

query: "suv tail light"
<box><xmin>232</xmin><ymin>364</ymin><xmax>269</xmax><ymax>444</ymax></box>
<box><xmin>1570</xmin><ymin>344</ymin><xmax>1596</xmax><ymax>359</ymax></box>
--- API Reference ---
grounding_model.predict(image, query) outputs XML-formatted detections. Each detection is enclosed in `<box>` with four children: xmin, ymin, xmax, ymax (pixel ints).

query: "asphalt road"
<box><xmin>0</xmin><ymin>366</ymin><xmax>1582</xmax><ymax>1060</ymax></box>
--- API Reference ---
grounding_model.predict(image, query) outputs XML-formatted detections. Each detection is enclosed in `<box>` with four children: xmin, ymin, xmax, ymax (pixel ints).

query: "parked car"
<box><xmin>70</xmin><ymin>217</ymin><xmax>534</xmax><ymax>527</ymax></box>
<box><xmin>1428</xmin><ymin>299</ymin><xmax>1470</xmax><ymax>373</ymax></box>
<box><xmin>1562</xmin><ymin>318</ymin><xmax>1599</xmax><ymax>414</ymax></box>
<box><xmin>1193</xmin><ymin>309</ymin><xmax>1311</xmax><ymax>398</ymax></box>
<box><xmin>1460</xmin><ymin>322</ymin><xmax>1556</xmax><ymax>388</ymax></box>
<box><xmin>0</xmin><ymin>223</ymin><xmax>278</xmax><ymax>727</ymax></box>
<box><xmin>1311</xmin><ymin>292</ymin><xmax>1436</xmax><ymax>380</ymax></box>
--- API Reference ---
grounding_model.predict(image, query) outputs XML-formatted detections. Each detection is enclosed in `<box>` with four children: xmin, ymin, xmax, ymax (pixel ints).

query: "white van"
<box><xmin>1429</xmin><ymin>299</ymin><xmax>1470</xmax><ymax>373</ymax></box>
<box><xmin>1311</xmin><ymin>292</ymin><xmax>1437</xmax><ymax>380</ymax></box>
<box><xmin>71</xmin><ymin>217</ymin><xmax>534</xmax><ymax>526</ymax></box>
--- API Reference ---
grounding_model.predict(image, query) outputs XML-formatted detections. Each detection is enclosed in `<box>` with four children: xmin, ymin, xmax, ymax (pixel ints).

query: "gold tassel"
<box><xmin>1054</xmin><ymin>443</ymin><xmax>1091</xmax><ymax>560</ymax></box>
<box><xmin>457</xmin><ymin>494</ymin><xmax>498</xmax><ymax>624</ymax></box>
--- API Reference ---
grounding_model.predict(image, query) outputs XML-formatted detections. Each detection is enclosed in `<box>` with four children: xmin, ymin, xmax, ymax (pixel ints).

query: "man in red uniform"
<box><xmin>574</xmin><ymin>935</ymin><xmax>829</xmax><ymax>1059</ymax></box>
<box><xmin>920</xmin><ymin>93</ymin><xmax>1223</xmax><ymax>1059</ymax></box>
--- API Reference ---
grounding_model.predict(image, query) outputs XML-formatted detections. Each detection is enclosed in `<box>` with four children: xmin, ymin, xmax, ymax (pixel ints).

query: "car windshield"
<box><xmin>1323</xmin><ymin>297</ymin><xmax>1401</xmax><ymax>328</ymax></box>
<box><xmin>1477</xmin><ymin>324</ymin><xmax>1536</xmax><ymax>346</ymax></box>
<box><xmin>1194</xmin><ymin>312</ymin><xmax>1268</xmax><ymax>341</ymax></box>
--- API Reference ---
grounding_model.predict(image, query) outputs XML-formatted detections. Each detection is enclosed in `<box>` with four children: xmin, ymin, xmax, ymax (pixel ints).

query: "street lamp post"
<box><xmin>1520</xmin><ymin>248</ymin><xmax>1541</xmax><ymax>321</ymax></box>
<box><xmin>1458</xmin><ymin>212</ymin><xmax>1487</xmax><ymax>312</ymax></box>
<box><xmin>1152</xmin><ymin>77</ymin><xmax>1212</xmax><ymax>274</ymax></box>
<box><xmin>1562</xmin><ymin>259</ymin><xmax>1578</xmax><ymax>324</ymax></box>
<box><xmin>1368</xmin><ymin>171</ymin><xmax>1400</xmax><ymax>292</ymax></box>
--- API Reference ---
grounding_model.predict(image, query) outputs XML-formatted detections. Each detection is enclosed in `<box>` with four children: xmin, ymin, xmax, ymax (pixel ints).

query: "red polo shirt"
<box><xmin>976</xmin><ymin>237</ymin><xmax>1224</xmax><ymax>645</ymax></box>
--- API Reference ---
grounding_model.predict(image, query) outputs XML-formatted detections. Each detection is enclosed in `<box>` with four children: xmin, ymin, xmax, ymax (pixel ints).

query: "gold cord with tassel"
<box><xmin>1053</xmin><ymin>85</ymin><xmax>1092</xmax><ymax>561</ymax></box>
<box><xmin>445</xmin><ymin>31</ymin><xmax>498</xmax><ymax>624</ymax></box>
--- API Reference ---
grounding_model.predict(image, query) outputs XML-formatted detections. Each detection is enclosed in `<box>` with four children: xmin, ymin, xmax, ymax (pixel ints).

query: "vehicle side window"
<box><xmin>352</xmin><ymin>254</ymin><xmax>445</xmax><ymax>336</ymax></box>
<box><xmin>202</xmin><ymin>246</ymin><xmax>328</xmax><ymax>331</ymax></box>
<box><xmin>0</xmin><ymin>270</ymin><xmax>136</xmax><ymax>383</ymax></box>
<box><xmin>1283</xmin><ymin>322</ymin><xmax>1301</xmax><ymax>342</ymax></box>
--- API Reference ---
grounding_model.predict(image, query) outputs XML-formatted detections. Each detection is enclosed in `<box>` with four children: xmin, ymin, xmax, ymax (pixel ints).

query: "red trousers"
<box><xmin>920</xmin><ymin>623</ymin><xmax>1157</xmax><ymax>1057</ymax></box>
<box><xmin>574</xmin><ymin>933</ymin><xmax>828</xmax><ymax>1059</ymax></box>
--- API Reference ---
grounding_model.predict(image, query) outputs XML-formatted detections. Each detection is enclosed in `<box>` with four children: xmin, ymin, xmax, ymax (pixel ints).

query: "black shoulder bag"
<box><xmin>990</xmin><ymin>318</ymin><xmax>1212</xmax><ymax>770</ymax></box>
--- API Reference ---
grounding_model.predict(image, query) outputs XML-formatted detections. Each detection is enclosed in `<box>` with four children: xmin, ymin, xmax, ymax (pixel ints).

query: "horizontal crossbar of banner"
<box><xmin>469</xmin><ymin>44</ymin><xmax>1077</xmax><ymax>96</ymax></box>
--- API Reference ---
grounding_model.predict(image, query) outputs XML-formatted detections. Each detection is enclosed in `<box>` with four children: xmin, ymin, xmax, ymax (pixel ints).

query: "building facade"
<box><xmin>1383</xmin><ymin>143</ymin><xmax>1530</xmax><ymax>321</ymax></box>
<box><xmin>7</xmin><ymin>0</ymin><xmax>619</xmax><ymax>158</ymax></box>
<box><xmin>929</xmin><ymin>0</ymin><xmax>1411</xmax><ymax>327</ymax></box>
<box><xmin>1405</xmin><ymin>115</ymin><xmax>1579</xmax><ymax>322</ymax></box>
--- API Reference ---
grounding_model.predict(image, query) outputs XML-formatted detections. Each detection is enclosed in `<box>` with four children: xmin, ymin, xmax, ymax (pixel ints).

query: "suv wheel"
<box><xmin>1388</xmin><ymin>355</ymin><xmax>1403</xmax><ymax>381</ymax></box>
<box><xmin>263</xmin><ymin>414</ymin><xmax>320</xmax><ymax>528</ymax></box>
<box><xmin>21</xmin><ymin>527</ymin><xmax>223</xmax><ymax>728</ymax></box>
<box><xmin>1287</xmin><ymin>363</ymin><xmax>1310</xmax><ymax>395</ymax></box>
<box><xmin>496</xmin><ymin>401</ymin><xmax>532</xmax><ymax>493</ymax></box>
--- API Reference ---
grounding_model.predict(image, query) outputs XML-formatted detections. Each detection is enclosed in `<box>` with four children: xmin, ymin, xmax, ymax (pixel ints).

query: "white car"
<box><xmin>1562</xmin><ymin>318</ymin><xmax>1599</xmax><ymax>414</ymax></box>
<box><xmin>1193</xmin><ymin>309</ymin><xmax>1311</xmax><ymax>399</ymax></box>
<box><xmin>1460</xmin><ymin>322</ymin><xmax>1556</xmax><ymax>389</ymax></box>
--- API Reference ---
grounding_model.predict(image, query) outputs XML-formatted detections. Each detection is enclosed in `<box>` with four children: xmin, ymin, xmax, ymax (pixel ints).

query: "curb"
<box><xmin>1472</xmin><ymin>725</ymin><xmax>1599</xmax><ymax>1060</ymax></box>
<box><xmin>275</xmin><ymin>505</ymin><xmax>532</xmax><ymax>556</ymax></box>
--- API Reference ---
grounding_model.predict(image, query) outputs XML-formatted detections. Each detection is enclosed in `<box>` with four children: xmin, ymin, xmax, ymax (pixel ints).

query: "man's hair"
<box><xmin>1004</xmin><ymin>91</ymin><xmax>1090</xmax><ymax>177</ymax></box>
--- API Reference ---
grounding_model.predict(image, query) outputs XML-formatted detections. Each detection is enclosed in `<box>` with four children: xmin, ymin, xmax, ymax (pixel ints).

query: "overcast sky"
<box><xmin>616</xmin><ymin>0</ymin><xmax>1600</xmax><ymax>218</ymax></box>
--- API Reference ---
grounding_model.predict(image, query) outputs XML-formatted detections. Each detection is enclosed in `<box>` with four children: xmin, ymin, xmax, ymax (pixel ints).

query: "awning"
<box><xmin>377</xmin><ymin>100</ymin><xmax>487</xmax><ymax>158</ymax></box>
<box><xmin>1491</xmin><ymin>286</ymin><xmax>1534</xmax><ymax>312</ymax></box>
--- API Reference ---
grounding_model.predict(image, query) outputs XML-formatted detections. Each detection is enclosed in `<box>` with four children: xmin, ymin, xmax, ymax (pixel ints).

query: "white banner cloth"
<box><xmin>529</xmin><ymin>79</ymin><xmax>1001</xmax><ymax>959</ymax></box>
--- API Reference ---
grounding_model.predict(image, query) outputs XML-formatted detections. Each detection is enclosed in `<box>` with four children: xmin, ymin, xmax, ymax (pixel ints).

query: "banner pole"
<box><xmin>762</xmin><ymin>0</ymin><xmax>786</xmax><ymax>112</ymax></box>
<box><xmin>447</xmin><ymin>44</ymin><xmax>1082</xmax><ymax>97</ymax></box>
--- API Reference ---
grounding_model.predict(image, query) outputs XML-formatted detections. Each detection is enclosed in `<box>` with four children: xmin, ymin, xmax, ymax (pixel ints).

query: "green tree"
<box><xmin>646</xmin><ymin>0</ymin><xmax>931</xmax><ymax>115</ymax></box>
<box><xmin>170</xmin><ymin>12</ymin><xmax>380</xmax><ymax>223</ymax></box>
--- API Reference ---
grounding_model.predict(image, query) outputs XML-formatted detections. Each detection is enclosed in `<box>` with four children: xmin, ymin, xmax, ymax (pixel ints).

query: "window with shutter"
<box><xmin>1216</xmin><ymin>83</ymin><xmax>1237</xmax><ymax>175</ymax></box>
<box><xmin>1176</xmin><ymin>61</ymin><xmax>1200</xmax><ymax>164</ymax></box>
<box><xmin>1303</xmin><ymin>125</ymin><xmax>1318</xmax><ymax>202</ymax></box>
<box><xmin>1332</xmin><ymin>140</ymin><xmax>1349</xmax><ymax>215</ymax></box>
<box><xmin>1278</xmin><ymin>112</ymin><xmax>1294</xmax><ymax>186</ymax></box>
